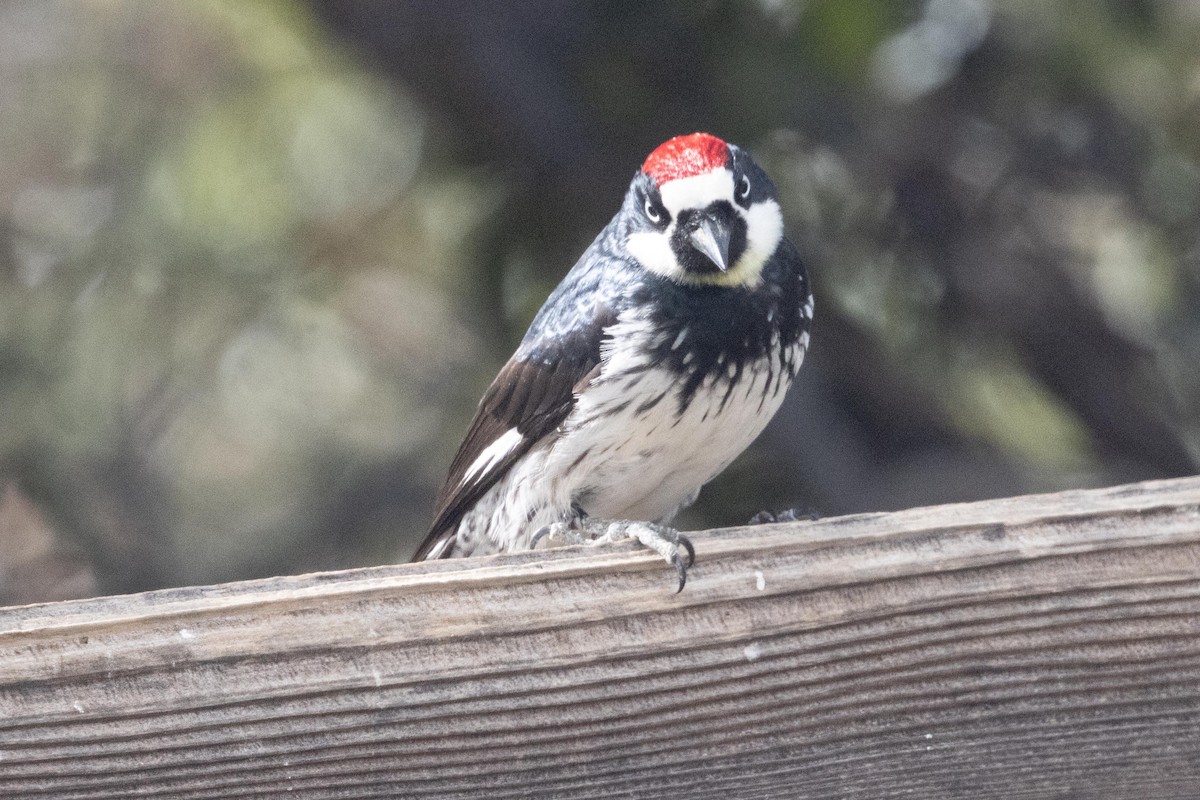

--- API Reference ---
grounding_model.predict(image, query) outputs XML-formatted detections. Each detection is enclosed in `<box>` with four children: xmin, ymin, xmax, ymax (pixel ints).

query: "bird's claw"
<box><xmin>530</xmin><ymin>523</ymin><xmax>586</xmax><ymax>550</ymax></box>
<box><xmin>679</xmin><ymin>535</ymin><xmax>696</xmax><ymax>568</ymax></box>
<box><xmin>532</xmin><ymin>518</ymin><xmax>694</xmax><ymax>592</ymax></box>
<box><xmin>602</xmin><ymin>521</ymin><xmax>694</xmax><ymax>592</ymax></box>
<box><xmin>748</xmin><ymin>507</ymin><xmax>820</xmax><ymax>525</ymax></box>
<box><xmin>670</xmin><ymin>550</ymin><xmax>689</xmax><ymax>593</ymax></box>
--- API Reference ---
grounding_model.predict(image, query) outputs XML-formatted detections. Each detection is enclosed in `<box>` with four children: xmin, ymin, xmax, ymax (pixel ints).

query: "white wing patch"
<box><xmin>459</xmin><ymin>427</ymin><xmax>524</xmax><ymax>488</ymax></box>
<box><xmin>423</xmin><ymin>536</ymin><xmax>453</xmax><ymax>559</ymax></box>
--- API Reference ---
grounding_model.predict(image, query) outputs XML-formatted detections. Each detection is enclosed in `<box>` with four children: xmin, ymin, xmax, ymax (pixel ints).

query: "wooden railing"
<box><xmin>2</xmin><ymin>477</ymin><xmax>1199</xmax><ymax>799</ymax></box>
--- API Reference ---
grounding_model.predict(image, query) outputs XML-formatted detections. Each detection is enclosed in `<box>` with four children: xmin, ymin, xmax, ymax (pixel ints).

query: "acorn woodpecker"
<box><xmin>413</xmin><ymin>133</ymin><xmax>812</xmax><ymax>590</ymax></box>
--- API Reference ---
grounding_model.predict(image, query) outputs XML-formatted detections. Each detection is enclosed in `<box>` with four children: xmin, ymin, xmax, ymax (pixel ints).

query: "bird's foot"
<box><xmin>532</xmin><ymin>519</ymin><xmax>695</xmax><ymax>592</ymax></box>
<box><xmin>595</xmin><ymin>521</ymin><xmax>695</xmax><ymax>593</ymax></box>
<box><xmin>748</xmin><ymin>507</ymin><xmax>821</xmax><ymax>525</ymax></box>
<box><xmin>529</xmin><ymin>521</ymin><xmax>589</xmax><ymax>549</ymax></box>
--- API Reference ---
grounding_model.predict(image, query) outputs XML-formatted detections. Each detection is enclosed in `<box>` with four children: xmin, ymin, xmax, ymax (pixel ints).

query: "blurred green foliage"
<box><xmin>1</xmin><ymin>0</ymin><xmax>1197</xmax><ymax>603</ymax></box>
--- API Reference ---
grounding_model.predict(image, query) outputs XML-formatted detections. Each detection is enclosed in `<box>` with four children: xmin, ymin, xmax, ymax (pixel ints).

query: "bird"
<box><xmin>413</xmin><ymin>132</ymin><xmax>812</xmax><ymax>590</ymax></box>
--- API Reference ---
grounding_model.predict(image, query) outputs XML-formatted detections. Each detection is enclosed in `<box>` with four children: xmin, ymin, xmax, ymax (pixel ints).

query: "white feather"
<box><xmin>459</xmin><ymin>427</ymin><xmax>524</xmax><ymax>488</ymax></box>
<box><xmin>548</xmin><ymin>308</ymin><xmax>802</xmax><ymax>523</ymax></box>
<box><xmin>657</xmin><ymin>169</ymin><xmax>734</xmax><ymax>216</ymax></box>
<box><xmin>448</xmin><ymin>309</ymin><xmax>808</xmax><ymax>556</ymax></box>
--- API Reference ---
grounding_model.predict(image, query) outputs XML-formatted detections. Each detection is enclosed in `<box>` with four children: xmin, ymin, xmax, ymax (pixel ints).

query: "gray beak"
<box><xmin>688</xmin><ymin>215</ymin><xmax>731</xmax><ymax>272</ymax></box>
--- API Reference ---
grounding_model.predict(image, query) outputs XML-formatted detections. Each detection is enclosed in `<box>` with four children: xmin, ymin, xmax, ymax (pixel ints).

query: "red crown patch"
<box><xmin>642</xmin><ymin>132</ymin><xmax>731</xmax><ymax>187</ymax></box>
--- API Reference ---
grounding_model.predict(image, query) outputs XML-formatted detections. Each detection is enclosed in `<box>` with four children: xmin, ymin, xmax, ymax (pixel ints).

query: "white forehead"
<box><xmin>658</xmin><ymin>168</ymin><xmax>734</xmax><ymax>216</ymax></box>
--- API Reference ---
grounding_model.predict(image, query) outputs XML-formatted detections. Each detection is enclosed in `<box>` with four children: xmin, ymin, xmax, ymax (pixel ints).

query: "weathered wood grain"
<box><xmin>1</xmin><ymin>476</ymin><xmax>1199</xmax><ymax>799</ymax></box>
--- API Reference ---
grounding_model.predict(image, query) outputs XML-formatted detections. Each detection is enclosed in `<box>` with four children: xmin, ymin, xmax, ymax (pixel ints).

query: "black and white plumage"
<box><xmin>414</xmin><ymin>133</ymin><xmax>812</xmax><ymax>588</ymax></box>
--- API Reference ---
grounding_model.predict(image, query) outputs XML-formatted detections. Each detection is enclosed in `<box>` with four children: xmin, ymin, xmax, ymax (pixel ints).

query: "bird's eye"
<box><xmin>736</xmin><ymin>174</ymin><xmax>752</xmax><ymax>203</ymax></box>
<box><xmin>644</xmin><ymin>196</ymin><xmax>665</xmax><ymax>224</ymax></box>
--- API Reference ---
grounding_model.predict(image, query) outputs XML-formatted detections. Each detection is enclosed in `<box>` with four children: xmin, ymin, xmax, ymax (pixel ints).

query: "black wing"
<box><xmin>413</xmin><ymin>309</ymin><xmax>614</xmax><ymax>560</ymax></box>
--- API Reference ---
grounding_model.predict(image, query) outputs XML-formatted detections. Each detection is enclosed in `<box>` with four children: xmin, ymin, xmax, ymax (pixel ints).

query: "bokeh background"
<box><xmin>1</xmin><ymin>0</ymin><xmax>1198</xmax><ymax>605</ymax></box>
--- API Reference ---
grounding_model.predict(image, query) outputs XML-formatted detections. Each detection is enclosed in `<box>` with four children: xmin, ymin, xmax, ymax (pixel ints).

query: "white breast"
<box><xmin>545</xmin><ymin>310</ymin><xmax>804</xmax><ymax>523</ymax></box>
